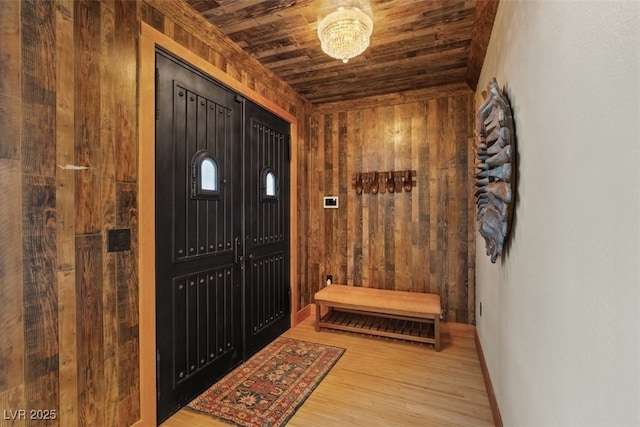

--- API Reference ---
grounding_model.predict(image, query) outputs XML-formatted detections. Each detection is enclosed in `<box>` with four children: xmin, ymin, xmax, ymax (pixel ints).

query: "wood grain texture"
<box><xmin>76</xmin><ymin>235</ymin><xmax>105</xmax><ymax>425</ymax></box>
<box><xmin>304</xmin><ymin>91</ymin><xmax>475</xmax><ymax>323</ymax></box>
<box><xmin>0</xmin><ymin>0</ymin><xmax>20</xmax><ymax>102</ymax></box>
<box><xmin>116</xmin><ymin>183</ymin><xmax>139</xmax><ymax>404</ymax></box>
<box><xmin>97</xmin><ymin>5</ymin><xmax>119</xmax><ymax>425</ymax></box>
<box><xmin>56</xmin><ymin>5</ymin><xmax>78</xmax><ymax>426</ymax></box>
<box><xmin>21</xmin><ymin>0</ymin><xmax>56</xmax><ymax>177</ymax></box>
<box><xmin>143</xmin><ymin>0</ymin><xmax>310</xmax><ymax>115</ymax></box>
<box><xmin>0</xmin><ymin>0</ymin><xmax>21</xmax><ymax>163</ymax></box>
<box><xmin>114</xmin><ymin>0</ymin><xmax>138</xmax><ymax>184</ymax></box>
<box><xmin>74</xmin><ymin>0</ymin><xmax>102</xmax><ymax>235</ymax></box>
<box><xmin>22</xmin><ymin>175</ymin><xmax>59</xmax><ymax>416</ymax></box>
<box><xmin>137</xmin><ymin>25</ymin><xmax>158</xmax><ymax>427</ymax></box>
<box><xmin>465</xmin><ymin>0</ymin><xmax>500</xmax><ymax>91</ymax></box>
<box><xmin>0</xmin><ymin>160</ymin><xmax>24</xmax><ymax>394</ymax></box>
<box><xmin>163</xmin><ymin>315</ymin><xmax>493</xmax><ymax>427</ymax></box>
<box><xmin>21</xmin><ymin>8</ymin><xmax>60</xmax><ymax>419</ymax></box>
<box><xmin>187</xmin><ymin>0</ymin><xmax>498</xmax><ymax>104</ymax></box>
<box><xmin>2</xmin><ymin>1</ymin><xmax>142</xmax><ymax>425</ymax></box>
<box><xmin>0</xmin><ymin>1</ymin><xmax>24</xmax><ymax>406</ymax></box>
<box><xmin>0</xmin><ymin>385</ymin><xmax>26</xmax><ymax>427</ymax></box>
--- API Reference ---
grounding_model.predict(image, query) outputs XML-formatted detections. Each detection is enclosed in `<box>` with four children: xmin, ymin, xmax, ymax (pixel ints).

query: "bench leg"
<box><xmin>315</xmin><ymin>303</ymin><xmax>321</xmax><ymax>332</ymax></box>
<box><xmin>434</xmin><ymin>317</ymin><xmax>441</xmax><ymax>351</ymax></box>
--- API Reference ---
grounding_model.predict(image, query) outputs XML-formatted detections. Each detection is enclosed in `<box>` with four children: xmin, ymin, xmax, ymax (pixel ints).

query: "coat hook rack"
<box><xmin>353</xmin><ymin>170</ymin><xmax>416</xmax><ymax>194</ymax></box>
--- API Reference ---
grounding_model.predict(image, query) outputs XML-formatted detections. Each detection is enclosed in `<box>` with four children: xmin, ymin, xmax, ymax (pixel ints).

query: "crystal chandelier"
<box><xmin>318</xmin><ymin>5</ymin><xmax>373</xmax><ymax>63</ymax></box>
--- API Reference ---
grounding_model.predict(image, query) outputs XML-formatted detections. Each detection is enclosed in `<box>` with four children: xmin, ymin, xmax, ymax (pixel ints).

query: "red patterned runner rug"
<box><xmin>187</xmin><ymin>337</ymin><xmax>345</xmax><ymax>426</ymax></box>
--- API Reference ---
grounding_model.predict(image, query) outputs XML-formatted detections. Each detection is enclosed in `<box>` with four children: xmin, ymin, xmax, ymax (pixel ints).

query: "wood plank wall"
<box><xmin>141</xmin><ymin>0</ymin><xmax>312</xmax><ymax>119</ymax></box>
<box><xmin>304</xmin><ymin>90</ymin><xmax>476</xmax><ymax>323</ymax></box>
<box><xmin>0</xmin><ymin>1</ymin><xmax>140</xmax><ymax>425</ymax></box>
<box><xmin>1</xmin><ymin>0</ymin><xmax>476</xmax><ymax>425</ymax></box>
<box><xmin>0</xmin><ymin>1</ymin><xmax>311</xmax><ymax>425</ymax></box>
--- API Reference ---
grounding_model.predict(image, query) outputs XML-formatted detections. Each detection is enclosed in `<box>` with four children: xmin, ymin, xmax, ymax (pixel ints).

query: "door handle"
<box><xmin>234</xmin><ymin>237</ymin><xmax>244</xmax><ymax>265</ymax></box>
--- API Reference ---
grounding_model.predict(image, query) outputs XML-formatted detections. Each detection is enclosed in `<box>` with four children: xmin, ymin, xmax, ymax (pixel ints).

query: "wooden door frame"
<box><xmin>137</xmin><ymin>22</ymin><xmax>298</xmax><ymax>426</ymax></box>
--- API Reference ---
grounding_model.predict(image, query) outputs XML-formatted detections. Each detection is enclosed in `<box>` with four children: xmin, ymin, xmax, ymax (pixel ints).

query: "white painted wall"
<box><xmin>475</xmin><ymin>1</ymin><xmax>640</xmax><ymax>425</ymax></box>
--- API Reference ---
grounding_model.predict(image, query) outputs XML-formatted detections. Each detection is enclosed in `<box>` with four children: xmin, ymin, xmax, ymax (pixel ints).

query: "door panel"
<box><xmin>247</xmin><ymin>251</ymin><xmax>287</xmax><ymax>337</ymax></box>
<box><xmin>155</xmin><ymin>51</ymin><xmax>242</xmax><ymax>423</ymax></box>
<box><xmin>244</xmin><ymin>101</ymin><xmax>291</xmax><ymax>357</ymax></box>
<box><xmin>171</xmin><ymin>265</ymin><xmax>237</xmax><ymax>386</ymax></box>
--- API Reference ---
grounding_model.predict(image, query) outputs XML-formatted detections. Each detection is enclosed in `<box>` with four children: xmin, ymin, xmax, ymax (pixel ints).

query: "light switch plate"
<box><xmin>323</xmin><ymin>196</ymin><xmax>339</xmax><ymax>208</ymax></box>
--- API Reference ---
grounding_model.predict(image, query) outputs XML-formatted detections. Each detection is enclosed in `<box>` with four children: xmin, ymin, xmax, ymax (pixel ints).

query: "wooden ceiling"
<box><xmin>185</xmin><ymin>0</ymin><xmax>498</xmax><ymax>105</ymax></box>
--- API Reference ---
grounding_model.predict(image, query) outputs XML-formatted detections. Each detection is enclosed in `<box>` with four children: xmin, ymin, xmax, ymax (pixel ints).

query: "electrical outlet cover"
<box><xmin>107</xmin><ymin>228</ymin><xmax>131</xmax><ymax>252</ymax></box>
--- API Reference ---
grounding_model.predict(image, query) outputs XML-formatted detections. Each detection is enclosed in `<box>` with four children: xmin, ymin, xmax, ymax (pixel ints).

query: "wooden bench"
<box><xmin>314</xmin><ymin>285</ymin><xmax>441</xmax><ymax>351</ymax></box>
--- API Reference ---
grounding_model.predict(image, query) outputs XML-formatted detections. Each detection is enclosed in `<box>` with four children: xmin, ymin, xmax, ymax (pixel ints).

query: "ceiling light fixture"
<box><xmin>318</xmin><ymin>4</ymin><xmax>373</xmax><ymax>63</ymax></box>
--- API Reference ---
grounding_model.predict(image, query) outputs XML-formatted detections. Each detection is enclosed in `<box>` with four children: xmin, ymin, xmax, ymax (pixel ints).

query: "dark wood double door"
<box><xmin>155</xmin><ymin>50</ymin><xmax>291</xmax><ymax>423</ymax></box>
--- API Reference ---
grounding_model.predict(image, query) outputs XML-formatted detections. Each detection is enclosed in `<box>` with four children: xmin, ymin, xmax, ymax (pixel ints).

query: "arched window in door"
<box><xmin>191</xmin><ymin>150</ymin><xmax>220</xmax><ymax>199</ymax></box>
<box><xmin>261</xmin><ymin>167</ymin><xmax>278</xmax><ymax>201</ymax></box>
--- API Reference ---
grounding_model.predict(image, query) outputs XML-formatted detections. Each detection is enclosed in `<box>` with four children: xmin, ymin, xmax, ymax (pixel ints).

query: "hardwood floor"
<box><xmin>161</xmin><ymin>312</ymin><xmax>494</xmax><ymax>426</ymax></box>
